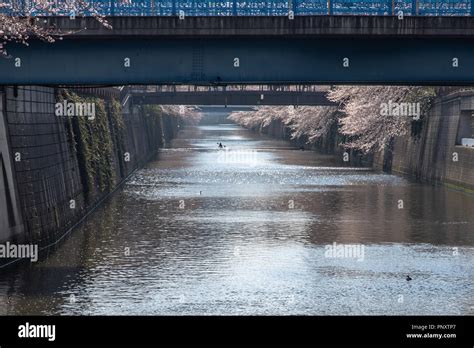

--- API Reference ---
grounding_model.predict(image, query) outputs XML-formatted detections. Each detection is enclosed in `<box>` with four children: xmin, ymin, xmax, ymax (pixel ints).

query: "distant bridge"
<box><xmin>128</xmin><ymin>86</ymin><xmax>335</xmax><ymax>106</ymax></box>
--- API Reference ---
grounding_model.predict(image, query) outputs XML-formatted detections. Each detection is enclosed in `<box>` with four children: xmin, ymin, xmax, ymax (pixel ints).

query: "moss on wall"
<box><xmin>58</xmin><ymin>90</ymin><xmax>123</xmax><ymax>204</ymax></box>
<box><xmin>141</xmin><ymin>105</ymin><xmax>165</xmax><ymax>149</ymax></box>
<box><xmin>109</xmin><ymin>98</ymin><xmax>127</xmax><ymax>178</ymax></box>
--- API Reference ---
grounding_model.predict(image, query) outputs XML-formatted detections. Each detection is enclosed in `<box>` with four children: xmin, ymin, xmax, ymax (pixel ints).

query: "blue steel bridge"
<box><xmin>1</xmin><ymin>0</ymin><xmax>474</xmax><ymax>85</ymax></box>
<box><xmin>1</xmin><ymin>0</ymin><xmax>473</xmax><ymax>16</ymax></box>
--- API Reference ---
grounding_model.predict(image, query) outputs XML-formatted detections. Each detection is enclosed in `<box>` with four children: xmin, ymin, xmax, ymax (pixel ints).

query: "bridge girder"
<box><xmin>1</xmin><ymin>36</ymin><xmax>473</xmax><ymax>85</ymax></box>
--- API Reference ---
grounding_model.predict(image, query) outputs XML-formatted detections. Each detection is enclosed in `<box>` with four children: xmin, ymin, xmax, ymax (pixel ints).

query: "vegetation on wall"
<box><xmin>109</xmin><ymin>98</ymin><xmax>127</xmax><ymax>178</ymax></box>
<box><xmin>57</xmin><ymin>93</ymin><xmax>198</xmax><ymax>203</ymax></box>
<box><xmin>58</xmin><ymin>90</ymin><xmax>121</xmax><ymax>203</ymax></box>
<box><xmin>138</xmin><ymin>104</ymin><xmax>201</xmax><ymax>148</ymax></box>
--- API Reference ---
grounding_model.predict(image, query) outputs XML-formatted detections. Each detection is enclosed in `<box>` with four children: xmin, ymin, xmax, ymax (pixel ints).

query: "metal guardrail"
<box><xmin>1</xmin><ymin>0</ymin><xmax>473</xmax><ymax>17</ymax></box>
<box><xmin>129</xmin><ymin>85</ymin><xmax>331</xmax><ymax>92</ymax></box>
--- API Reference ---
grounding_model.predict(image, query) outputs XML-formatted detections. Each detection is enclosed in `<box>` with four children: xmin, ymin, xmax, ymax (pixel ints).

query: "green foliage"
<box><xmin>407</xmin><ymin>87</ymin><xmax>438</xmax><ymax>117</ymax></box>
<box><xmin>407</xmin><ymin>87</ymin><xmax>438</xmax><ymax>139</ymax></box>
<box><xmin>143</xmin><ymin>105</ymin><xmax>163</xmax><ymax>118</ymax></box>
<box><xmin>141</xmin><ymin>105</ymin><xmax>164</xmax><ymax>148</ymax></box>
<box><xmin>109</xmin><ymin>98</ymin><xmax>127</xmax><ymax>177</ymax></box>
<box><xmin>58</xmin><ymin>89</ymin><xmax>119</xmax><ymax>203</ymax></box>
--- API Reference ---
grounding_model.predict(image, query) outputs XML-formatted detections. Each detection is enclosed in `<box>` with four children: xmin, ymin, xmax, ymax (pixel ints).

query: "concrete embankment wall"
<box><xmin>0</xmin><ymin>89</ymin><xmax>25</xmax><ymax>244</ymax></box>
<box><xmin>374</xmin><ymin>91</ymin><xmax>474</xmax><ymax>191</ymax></box>
<box><xmin>0</xmin><ymin>86</ymin><xmax>179</xmax><ymax>250</ymax></box>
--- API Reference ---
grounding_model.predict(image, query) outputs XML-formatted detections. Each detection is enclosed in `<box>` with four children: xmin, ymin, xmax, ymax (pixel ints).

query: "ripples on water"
<box><xmin>0</xmin><ymin>124</ymin><xmax>473</xmax><ymax>315</ymax></box>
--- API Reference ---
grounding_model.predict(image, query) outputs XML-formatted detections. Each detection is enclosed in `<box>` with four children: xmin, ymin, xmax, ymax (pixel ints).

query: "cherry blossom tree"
<box><xmin>285</xmin><ymin>106</ymin><xmax>339</xmax><ymax>143</ymax></box>
<box><xmin>229</xmin><ymin>106</ymin><xmax>286</xmax><ymax>131</ymax></box>
<box><xmin>229</xmin><ymin>86</ymin><xmax>436</xmax><ymax>153</ymax></box>
<box><xmin>0</xmin><ymin>0</ymin><xmax>111</xmax><ymax>56</ymax></box>
<box><xmin>327</xmin><ymin>86</ymin><xmax>436</xmax><ymax>153</ymax></box>
<box><xmin>161</xmin><ymin>105</ymin><xmax>202</xmax><ymax>125</ymax></box>
<box><xmin>229</xmin><ymin>105</ymin><xmax>339</xmax><ymax>143</ymax></box>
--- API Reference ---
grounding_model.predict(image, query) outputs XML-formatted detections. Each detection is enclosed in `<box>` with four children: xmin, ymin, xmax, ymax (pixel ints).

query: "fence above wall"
<box><xmin>1</xmin><ymin>0</ymin><xmax>473</xmax><ymax>17</ymax></box>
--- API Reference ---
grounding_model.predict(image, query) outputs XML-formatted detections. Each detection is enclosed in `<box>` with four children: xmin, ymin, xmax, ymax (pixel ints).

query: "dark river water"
<box><xmin>1</xmin><ymin>124</ymin><xmax>473</xmax><ymax>315</ymax></box>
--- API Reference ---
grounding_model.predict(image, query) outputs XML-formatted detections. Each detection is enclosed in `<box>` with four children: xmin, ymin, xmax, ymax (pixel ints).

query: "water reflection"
<box><xmin>0</xmin><ymin>124</ymin><xmax>473</xmax><ymax>315</ymax></box>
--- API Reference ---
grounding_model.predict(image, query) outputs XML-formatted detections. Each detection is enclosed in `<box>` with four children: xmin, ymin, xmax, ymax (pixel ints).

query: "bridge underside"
<box><xmin>1</xmin><ymin>37</ymin><xmax>473</xmax><ymax>85</ymax></box>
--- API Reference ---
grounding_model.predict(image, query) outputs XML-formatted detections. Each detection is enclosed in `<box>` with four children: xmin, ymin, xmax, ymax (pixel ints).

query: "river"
<box><xmin>0</xmin><ymin>123</ymin><xmax>473</xmax><ymax>315</ymax></box>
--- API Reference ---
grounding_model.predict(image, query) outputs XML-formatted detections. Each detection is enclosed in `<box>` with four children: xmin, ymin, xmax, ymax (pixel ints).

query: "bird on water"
<box><xmin>406</xmin><ymin>275</ymin><xmax>412</xmax><ymax>281</ymax></box>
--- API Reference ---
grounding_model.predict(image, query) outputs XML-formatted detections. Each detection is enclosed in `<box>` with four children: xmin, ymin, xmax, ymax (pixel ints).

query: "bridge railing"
<box><xmin>128</xmin><ymin>85</ymin><xmax>331</xmax><ymax>93</ymax></box>
<box><xmin>1</xmin><ymin>0</ymin><xmax>473</xmax><ymax>16</ymax></box>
